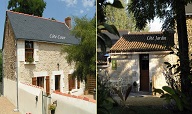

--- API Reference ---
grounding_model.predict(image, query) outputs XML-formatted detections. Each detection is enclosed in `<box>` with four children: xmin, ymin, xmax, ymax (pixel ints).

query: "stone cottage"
<box><xmin>107</xmin><ymin>32</ymin><xmax>177</xmax><ymax>92</ymax></box>
<box><xmin>2</xmin><ymin>10</ymin><xmax>85</xmax><ymax>99</ymax></box>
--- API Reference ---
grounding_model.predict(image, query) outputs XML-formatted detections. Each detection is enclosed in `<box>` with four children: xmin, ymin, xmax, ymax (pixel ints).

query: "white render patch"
<box><xmin>33</xmin><ymin>71</ymin><xmax>48</xmax><ymax>77</ymax></box>
<box><xmin>17</xmin><ymin>40</ymin><xmax>25</xmax><ymax>61</ymax></box>
<box><xmin>49</xmin><ymin>34</ymin><xmax>66</xmax><ymax>40</ymax></box>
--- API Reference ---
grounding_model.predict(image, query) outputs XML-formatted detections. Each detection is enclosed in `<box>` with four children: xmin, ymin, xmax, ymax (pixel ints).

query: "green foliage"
<box><xmin>48</xmin><ymin>104</ymin><xmax>56</xmax><ymax>110</ymax></box>
<box><xmin>97</xmin><ymin>0</ymin><xmax>123</xmax><ymax>53</ymax></box>
<box><xmin>128</xmin><ymin>0</ymin><xmax>176</xmax><ymax>30</ymax></box>
<box><xmin>26</xmin><ymin>56</ymin><xmax>34</xmax><ymax>63</ymax></box>
<box><xmin>154</xmin><ymin>54</ymin><xmax>192</xmax><ymax>112</ymax></box>
<box><xmin>154</xmin><ymin>86</ymin><xmax>191</xmax><ymax>112</ymax></box>
<box><xmin>106</xmin><ymin>0</ymin><xmax>150</xmax><ymax>31</ymax></box>
<box><xmin>97</xmin><ymin>76</ymin><xmax>115</xmax><ymax>114</ymax></box>
<box><xmin>106</xmin><ymin>0</ymin><xmax>134</xmax><ymax>30</ymax></box>
<box><xmin>8</xmin><ymin>0</ymin><xmax>46</xmax><ymax>16</ymax></box>
<box><xmin>112</xmin><ymin>85</ymin><xmax>132</xmax><ymax>106</ymax></box>
<box><xmin>62</xmin><ymin>16</ymin><xmax>96</xmax><ymax>82</ymax></box>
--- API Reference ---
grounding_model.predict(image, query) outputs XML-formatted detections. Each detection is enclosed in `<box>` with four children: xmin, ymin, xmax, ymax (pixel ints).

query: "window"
<box><xmin>32</xmin><ymin>77</ymin><xmax>44</xmax><ymax>88</ymax></box>
<box><xmin>37</xmin><ymin>77</ymin><xmax>44</xmax><ymax>88</ymax></box>
<box><xmin>25</xmin><ymin>41</ymin><xmax>34</xmax><ymax>62</ymax></box>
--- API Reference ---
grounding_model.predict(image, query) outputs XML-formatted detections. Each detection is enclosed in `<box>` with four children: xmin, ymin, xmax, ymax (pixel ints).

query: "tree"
<box><xmin>7</xmin><ymin>0</ymin><xmax>46</xmax><ymax>16</ymax></box>
<box><xmin>106</xmin><ymin>0</ymin><xmax>135</xmax><ymax>30</ymax></box>
<box><xmin>97</xmin><ymin>0</ymin><xmax>123</xmax><ymax>53</ymax></box>
<box><xmin>62</xmin><ymin>16</ymin><xmax>96</xmax><ymax>82</ymax></box>
<box><xmin>128</xmin><ymin>0</ymin><xmax>191</xmax><ymax>99</ymax></box>
<box><xmin>106</xmin><ymin>0</ymin><xmax>150</xmax><ymax>31</ymax></box>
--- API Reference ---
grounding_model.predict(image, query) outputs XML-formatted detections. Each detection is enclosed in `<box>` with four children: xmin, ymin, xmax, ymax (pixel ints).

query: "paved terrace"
<box><xmin>0</xmin><ymin>96</ymin><xmax>21</xmax><ymax>114</ymax></box>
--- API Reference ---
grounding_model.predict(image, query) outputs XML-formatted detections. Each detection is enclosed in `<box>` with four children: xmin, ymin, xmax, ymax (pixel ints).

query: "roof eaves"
<box><xmin>16</xmin><ymin>38</ymin><xmax>79</xmax><ymax>45</ymax></box>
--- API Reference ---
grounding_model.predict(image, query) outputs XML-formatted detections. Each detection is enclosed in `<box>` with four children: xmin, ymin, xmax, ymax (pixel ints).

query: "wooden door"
<box><xmin>140</xmin><ymin>54</ymin><xmax>149</xmax><ymax>91</ymax></box>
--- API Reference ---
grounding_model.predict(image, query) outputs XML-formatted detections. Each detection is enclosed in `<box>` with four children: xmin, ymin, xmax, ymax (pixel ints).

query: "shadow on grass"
<box><xmin>110</xmin><ymin>105</ymin><xmax>191</xmax><ymax>114</ymax></box>
<box><xmin>110</xmin><ymin>105</ymin><xmax>172</xmax><ymax>114</ymax></box>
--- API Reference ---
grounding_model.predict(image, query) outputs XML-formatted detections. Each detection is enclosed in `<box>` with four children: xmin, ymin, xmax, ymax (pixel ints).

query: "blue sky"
<box><xmin>0</xmin><ymin>0</ymin><xmax>95</xmax><ymax>49</ymax></box>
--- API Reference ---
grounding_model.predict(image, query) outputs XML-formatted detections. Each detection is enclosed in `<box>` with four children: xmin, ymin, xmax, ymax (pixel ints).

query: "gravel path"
<box><xmin>0</xmin><ymin>96</ymin><xmax>21</xmax><ymax>114</ymax></box>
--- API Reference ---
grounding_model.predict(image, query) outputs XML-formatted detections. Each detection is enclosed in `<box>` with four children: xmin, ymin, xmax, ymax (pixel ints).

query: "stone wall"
<box><xmin>186</xmin><ymin>17</ymin><xmax>192</xmax><ymax>56</ymax></box>
<box><xmin>17</xmin><ymin>40</ymin><xmax>85</xmax><ymax>93</ymax></box>
<box><xmin>108</xmin><ymin>53</ymin><xmax>178</xmax><ymax>91</ymax></box>
<box><xmin>108</xmin><ymin>54</ymin><xmax>139</xmax><ymax>85</ymax></box>
<box><xmin>3</xmin><ymin>18</ymin><xmax>16</xmax><ymax>81</ymax></box>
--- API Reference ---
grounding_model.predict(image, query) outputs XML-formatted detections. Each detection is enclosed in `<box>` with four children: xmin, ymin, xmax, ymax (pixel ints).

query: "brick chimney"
<box><xmin>65</xmin><ymin>17</ymin><xmax>71</xmax><ymax>29</ymax></box>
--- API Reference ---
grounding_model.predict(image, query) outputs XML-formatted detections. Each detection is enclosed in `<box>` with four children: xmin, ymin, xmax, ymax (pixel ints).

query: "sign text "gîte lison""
<box><xmin>49</xmin><ymin>34</ymin><xmax>66</xmax><ymax>39</ymax></box>
<box><xmin>147</xmin><ymin>36</ymin><xmax>166</xmax><ymax>40</ymax></box>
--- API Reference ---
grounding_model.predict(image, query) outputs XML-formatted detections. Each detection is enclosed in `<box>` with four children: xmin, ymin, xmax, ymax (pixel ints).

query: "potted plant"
<box><xmin>26</xmin><ymin>56</ymin><xmax>34</xmax><ymax>63</ymax></box>
<box><xmin>133</xmin><ymin>81</ymin><xmax>138</xmax><ymax>92</ymax></box>
<box><xmin>48</xmin><ymin>104</ymin><xmax>56</xmax><ymax>114</ymax></box>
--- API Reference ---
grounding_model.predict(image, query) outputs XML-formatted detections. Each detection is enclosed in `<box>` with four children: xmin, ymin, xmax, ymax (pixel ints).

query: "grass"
<box><xmin>110</xmin><ymin>96</ymin><xmax>191</xmax><ymax>114</ymax></box>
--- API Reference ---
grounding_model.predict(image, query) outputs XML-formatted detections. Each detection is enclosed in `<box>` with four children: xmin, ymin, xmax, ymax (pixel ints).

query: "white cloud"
<box><xmin>80</xmin><ymin>10</ymin><xmax>84</xmax><ymax>14</ymax></box>
<box><xmin>60</xmin><ymin>0</ymin><xmax>77</xmax><ymax>7</ymax></box>
<box><xmin>82</xmin><ymin>0</ymin><xmax>94</xmax><ymax>7</ymax></box>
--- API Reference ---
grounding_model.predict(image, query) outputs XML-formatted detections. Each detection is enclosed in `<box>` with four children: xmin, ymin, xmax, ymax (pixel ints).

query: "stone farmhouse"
<box><xmin>99</xmin><ymin>32</ymin><xmax>177</xmax><ymax>93</ymax></box>
<box><xmin>2</xmin><ymin>10</ymin><xmax>85</xmax><ymax>101</ymax></box>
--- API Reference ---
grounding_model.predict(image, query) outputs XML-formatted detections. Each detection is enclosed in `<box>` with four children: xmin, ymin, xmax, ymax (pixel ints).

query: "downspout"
<box><xmin>14</xmin><ymin>39</ymin><xmax>19</xmax><ymax>112</ymax></box>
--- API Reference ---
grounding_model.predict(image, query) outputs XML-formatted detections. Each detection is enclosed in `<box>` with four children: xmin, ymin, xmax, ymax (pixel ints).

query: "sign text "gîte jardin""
<box><xmin>49</xmin><ymin>34</ymin><xmax>66</xmax><ymax>39</ymax></box>
<box><xmin>147</xmin><ymin>36</ymin><xmax>166</xmax><ymax>40</ymax></box>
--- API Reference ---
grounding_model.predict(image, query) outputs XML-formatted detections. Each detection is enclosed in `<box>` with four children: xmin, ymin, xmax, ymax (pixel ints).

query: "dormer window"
<box><xmin>25</xmin><ymin>41</ymin><xmax>34</xmax><ymax>62</ymax></box>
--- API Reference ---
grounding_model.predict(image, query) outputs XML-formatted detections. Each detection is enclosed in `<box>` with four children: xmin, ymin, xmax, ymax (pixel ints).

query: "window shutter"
<box><xmin>17</xmin><ymin>40</ymin><xmax>25</xmax><ymax>61</ymax></box>
<box><xmin>32</xmin><ymin>77</ymin><xmax>37</xmax><ymax>85</ymax></box>
<box><xmin>68</xmin><ymin>74</ymin><xmax>75</xmax><ymax>91</ymax></box>
<box><xmin>46</xmin><ymin>76</ymin><xmax>50</xmax><ymax>95</ymax></box>
<box><xmin>34</xmin><ymin>42</ymin><xmax>39</xmax><ymax>61</ymax></box>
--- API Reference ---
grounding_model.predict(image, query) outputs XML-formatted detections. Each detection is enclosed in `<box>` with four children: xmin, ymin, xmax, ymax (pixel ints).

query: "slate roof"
<box><xmin>103</xmin><ymin>30</ymin><xmax>128</xmax><ymax>45</ymax></box>
<box><xmin>6</xmin><ymin>11</ymin><xmax>80</xmax><ymax>44</ymax></box>
<box><xmin>110</xmin><ymin>32</ymin><xmax>174</xmax><ymax>52</ymax></box>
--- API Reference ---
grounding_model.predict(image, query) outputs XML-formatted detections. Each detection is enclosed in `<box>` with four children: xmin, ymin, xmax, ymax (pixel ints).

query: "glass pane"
<box><xmin>25</xmin><ymin>41</ymin><xmax>33</xmax><ymax>48</ymax></box>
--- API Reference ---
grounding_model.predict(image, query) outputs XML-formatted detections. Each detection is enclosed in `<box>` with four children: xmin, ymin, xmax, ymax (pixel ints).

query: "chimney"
<box><xmin>65</xmin><ymin>17</ymin><xmax>71</xmax><ymax>29</ymax></box>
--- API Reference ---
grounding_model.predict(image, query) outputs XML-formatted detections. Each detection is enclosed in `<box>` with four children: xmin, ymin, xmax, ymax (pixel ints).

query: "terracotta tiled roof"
<box><xmin>110</xmin><ymin>32</ymin><xmax>174</xmax><ymax>52</ymax></box>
